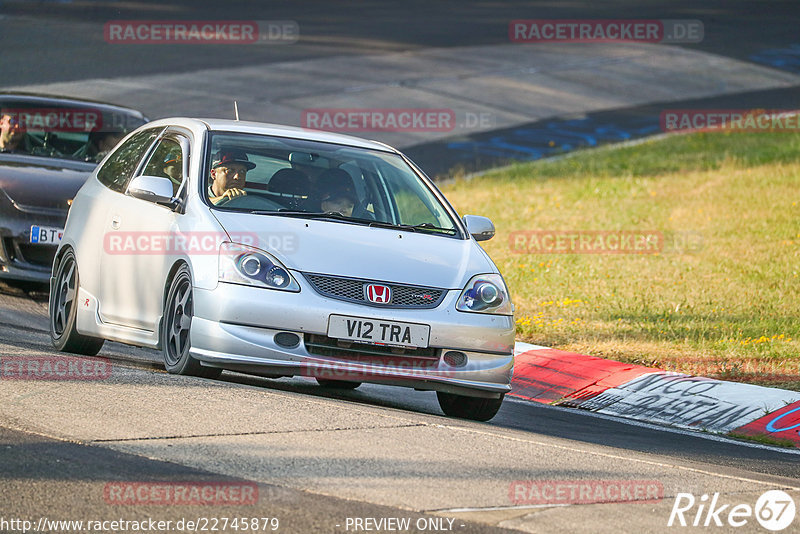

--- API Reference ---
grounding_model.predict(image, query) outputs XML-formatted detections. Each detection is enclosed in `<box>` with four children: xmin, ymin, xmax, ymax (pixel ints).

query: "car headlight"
<box><xmin>219</xmin><ymin>242</ymin><xmax>300</xmax><ymax>292</ymax></box>
<box><xmin>456</xmin><ymin>274</ymin><xmax>512</xmax><ymax>315</ymax></box>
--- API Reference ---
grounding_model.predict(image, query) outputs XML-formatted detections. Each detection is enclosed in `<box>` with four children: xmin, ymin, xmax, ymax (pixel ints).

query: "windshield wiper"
<box><xmin>368</xmin><ymin>221</ymin><xmax>456</xmax><ymax>235</ymax></box>
<box><xmin>408</xmin><ymin>222</ymin><xmax>458</xmax><ymax>235</ymax></box>
<box><xmin>248</xmin><ymin>209</ymin><xmax>331</xmax><ymax>217</ymax></box>
<box><xmin>249</xmin><ymin>210</ymin><xmax>372</xmax><ymax>223</ymax></box>
<box><xmin>366</xmin><ymin>221</ymin><xmax>456</xmax><ymax>235</ymax></box>
<box><xmin>248</xmin><ymin>210</ymin><xmax>457</xmax><ymax>235</ymax></box>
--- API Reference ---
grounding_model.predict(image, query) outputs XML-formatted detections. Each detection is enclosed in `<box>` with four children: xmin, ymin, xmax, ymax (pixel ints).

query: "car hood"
<box><xmin>0</xmin><ymin>157</ymin><xmax>94</xmax><ymax>210</ymax></box>
<box><xmin>211</xmin><ymin>211</ymin><xmax>495</xmax><ymax>289</ymax></box>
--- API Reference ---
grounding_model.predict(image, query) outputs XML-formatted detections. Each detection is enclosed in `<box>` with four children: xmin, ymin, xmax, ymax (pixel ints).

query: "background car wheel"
<box><xmin>49</xmin><ymin>249</ymin><xmax>104</xmax><ymax>355</ymax></box>
<box><xmin>436</xmin><ymin>391</ymin><xmax>504</xmax><ymax>422</ymax></box>
<box><xmin>162</xmin><ymin>265</ymin><xmax>222</xmax><ymax>379</ymax></box>
<box><xmin>315</xmin><ymin>378</ymin><xmax>362</xmax><ymax>389</ymax></box>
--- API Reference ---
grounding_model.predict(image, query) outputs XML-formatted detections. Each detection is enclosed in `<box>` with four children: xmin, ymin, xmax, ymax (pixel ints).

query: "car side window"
<box><xmin>141</xmin><ymin>137</ymin><xmax>184</xmax><ymax>196</ymax></box>
<box><xmin>96</xmin><ymin>128</ymin><xmax>159</xmax><ymax>193</ymax></box>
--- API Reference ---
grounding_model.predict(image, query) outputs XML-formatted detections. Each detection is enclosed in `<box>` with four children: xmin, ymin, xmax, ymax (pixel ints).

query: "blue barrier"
<box><xmin>749</xmin><ymin>44</ymin><xmax>800</xmax><ymax>73</ymax></box>
<box><xmin>445</xmin><ymin>116</ymin><xmax>660</xmax><ymax>161</ymax></box>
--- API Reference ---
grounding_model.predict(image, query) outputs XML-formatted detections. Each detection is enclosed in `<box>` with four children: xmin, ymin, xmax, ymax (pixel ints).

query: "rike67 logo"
<box><xmin>668</xmin><ymin>490</ymin><xmax>796</xmax><ymax>531</ymax></box>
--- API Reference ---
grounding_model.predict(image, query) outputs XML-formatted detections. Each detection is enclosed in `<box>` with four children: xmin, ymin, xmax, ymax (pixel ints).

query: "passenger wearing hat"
<box><xmin>162</xmin><ymin>151</ymin><xmax>183</xmax><ymax>195</ymax></box>
<box><xmin>208</xmin><ymin>148</ymin><xmax>256</xmax><ymax>205</ymax></box>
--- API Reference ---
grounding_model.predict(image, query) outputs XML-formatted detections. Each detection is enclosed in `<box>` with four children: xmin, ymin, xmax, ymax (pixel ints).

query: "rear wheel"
<box><xmin>437</xmin><ymin>391</ymin><xmax>504</xmax><ymax>422</ymax></box>
<box><xmin>50</xmin><ymin>249</ymin><xmax>104</xmax><ymax>355</ymax></box>
<box><xmin>315</xmin><ymin>378</ymin><xmax>361</xmax><ymax>389</ymax></box>
<box><xmin>162</xmin><ymin>265</ymin><xmax>222</xmax><ymax>379</ymax></box>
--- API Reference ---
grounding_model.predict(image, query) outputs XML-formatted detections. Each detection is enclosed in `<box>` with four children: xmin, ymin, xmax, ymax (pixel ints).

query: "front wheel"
<box><xmin>50</xmin><ymin>249</ymin><xmax>104</xmax><ymax>355</ymax></box>
<box><xmin>162</xmin><ymin>265</ymin><xmax>222</xmax><ymax>379</ymax></box>
<box><xmin>437</xmin><ymin>391</ymin><xmax>504</xmax><ymax>422</ymax></box>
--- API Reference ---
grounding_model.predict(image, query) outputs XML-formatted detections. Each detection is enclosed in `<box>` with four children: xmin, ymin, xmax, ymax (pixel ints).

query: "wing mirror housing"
<box><xmin>463</xmin><ymin>215</ymin><xmax>495</xmax><ymax>242</ymax></box>
<box><xmin>126</xmin><ymin>175</ymin><xmax>177</xmax><ymax>207</ymax></box>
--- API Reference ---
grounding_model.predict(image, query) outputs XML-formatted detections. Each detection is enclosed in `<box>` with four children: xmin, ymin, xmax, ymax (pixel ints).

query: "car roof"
<box><xmin>145</xmin><ymin>117</ymin><xmax>399</xmax><ymax>153</ymax></box>
<box><xmin>0</xmin><ymin>92</ymin><xmax>147</xmax><ymax>118</ymax></box>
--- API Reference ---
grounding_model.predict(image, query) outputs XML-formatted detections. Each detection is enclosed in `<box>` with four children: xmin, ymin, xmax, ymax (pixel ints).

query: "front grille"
<box><xmin>305</xmin><ymin>334</ymin><xmax>439</xmax><ymax>368</ymax></box>
<box><xmin>303</xmin><ymin>273</ymin><xmax>446</xmax><ymax>308</ymax></box>
<box><xmin>2</xmin><ymin>237</ymin><xmax>57</xmax><ymax>268</ymax></box>
<box><xmin>17</xmin><ymin>244</ymin><xmax>57</xmax><ymax>268</ymax></box>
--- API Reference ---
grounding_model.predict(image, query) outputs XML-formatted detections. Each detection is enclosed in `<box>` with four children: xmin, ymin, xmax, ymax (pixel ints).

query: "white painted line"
<box><xmin>437</xmin><ymin>503</ymin><xmax>570</xmax><ymax>513</ymax></box>
<box><xmin>513</xmin><ymin>342</ymin><xmax>550</xmax><ymax>355</ymax></box>
<box><xmin>431</xmin><ymin>420</ymin><xmax>800</xmax><ymax>490</ymax></box>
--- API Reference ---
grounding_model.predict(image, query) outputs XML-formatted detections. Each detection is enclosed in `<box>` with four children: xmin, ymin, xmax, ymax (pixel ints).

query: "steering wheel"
<box><xmin>215</xmin><ymin>191</ymin><xmax>284</xmax><ymax>210</ymax></box>
<box><xmin>26</xmin><ymin>132</ymin><xmax>65</xmax><ymax>158</ymax></box>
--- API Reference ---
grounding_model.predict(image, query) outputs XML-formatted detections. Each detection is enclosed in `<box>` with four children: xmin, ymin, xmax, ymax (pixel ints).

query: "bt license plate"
<box><xmin>30</xmin><ymin>225</ymin><xmax>63</xmax><ymax>244</ymax></box>
<box><xmin>327</xmin><ymin>315</ymin><xmax>430</xmax><ymax>348</ymax></box>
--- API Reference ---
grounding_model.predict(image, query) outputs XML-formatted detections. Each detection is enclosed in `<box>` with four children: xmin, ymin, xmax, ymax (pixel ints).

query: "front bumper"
<box><xmin>190</xmin><ymin>280</ymin><xmax>515</xmax><ymax>398</ymax></box>
<box><xmin>0</xmin><ymin>230</ymin><xmax>58</xmax><ymax>283</ymax></box>
<box><xmin>0</xmin><ymin>196</ymin><xmax>65</xmax><ymax>283</ymax></box>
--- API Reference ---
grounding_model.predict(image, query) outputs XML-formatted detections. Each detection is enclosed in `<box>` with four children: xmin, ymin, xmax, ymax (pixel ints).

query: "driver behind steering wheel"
<box><xmin>0</xmin><ymin>112</ymin><xmax>27</xmax><ymax>153</ymax></box>
<box><xmin>208</xmin><ymin>148</ymin><xmax>256</xmax><ymax>205</ymax></box>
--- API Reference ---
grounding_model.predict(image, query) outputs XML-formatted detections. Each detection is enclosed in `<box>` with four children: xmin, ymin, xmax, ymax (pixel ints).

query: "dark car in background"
<box><xmin>0</xmin><ymin>93</ymin><xmax>147</xmax><ymax>282</ymax></box>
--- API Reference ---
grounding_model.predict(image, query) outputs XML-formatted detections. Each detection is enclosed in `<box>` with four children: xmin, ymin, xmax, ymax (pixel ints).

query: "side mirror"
<box><xmin>463</xmin><ymin>215</ymin><xmax>495</xmax><ymax>242</ymax></box>
<box><xmin>127</xmin><ymin>175</ymin><xmax>175</xmax><ymax>206</ymax></box>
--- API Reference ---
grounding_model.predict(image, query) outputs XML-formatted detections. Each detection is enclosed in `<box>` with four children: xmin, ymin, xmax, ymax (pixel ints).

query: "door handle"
<box><xmin>111</xmin><ymin>215</ymin><xmax>121</xmax><ymax>230</ymax></box>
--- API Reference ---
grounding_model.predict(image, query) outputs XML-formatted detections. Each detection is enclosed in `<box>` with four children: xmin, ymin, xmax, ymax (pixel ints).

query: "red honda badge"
<box><xmin>365</xmin><ymin>284</ymin><xmax>392</xmax><ymax>304</ymax></box>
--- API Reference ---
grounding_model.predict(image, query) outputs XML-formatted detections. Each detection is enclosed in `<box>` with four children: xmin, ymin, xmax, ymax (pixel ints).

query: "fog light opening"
<box><xmin>443</xmin><ymin>351</ymin><xmax>468</xmax><ymax>368</ymax></box>
<box><xmin>274</xmin><ymin>332</ymin><xmax>301</xmax><ymax>348</ymax></box>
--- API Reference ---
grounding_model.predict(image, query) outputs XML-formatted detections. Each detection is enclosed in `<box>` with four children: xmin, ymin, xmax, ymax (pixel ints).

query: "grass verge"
<box><xmin>440</xmin><ymin>130</ymin><xmax>800</xmax><ymax>390</ymax></box>
<box><xmin>727</xmin><ymin>432</ymin><xmax>797</xmax><ymax>449</ymax></box>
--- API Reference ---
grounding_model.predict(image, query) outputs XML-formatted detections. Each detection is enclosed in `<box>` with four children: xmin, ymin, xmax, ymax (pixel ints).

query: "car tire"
<box><xmin>50</xmin><ymin>249</ymin><xmax>105</xmax><ymax>355</ymax></box>
<box><xmin>315</xmin><ymin>378</ymin><xmax>362</xmax><ymax>389</ymax></box>
<box><xmin>162</xmin><ymin>264</ymin><xmax>222</xmax><ymax>379</ymax></box>
<box><xmin>436</xmin><ymin>391</ymin><xmax>504</xmax><ymax>422</ymax></box>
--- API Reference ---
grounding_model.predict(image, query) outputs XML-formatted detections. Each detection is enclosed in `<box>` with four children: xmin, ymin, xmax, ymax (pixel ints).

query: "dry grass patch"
<box><xmin>441</xmin><ymin>132</ymin><xmax>800</xmax><ymax>389</ymax></box>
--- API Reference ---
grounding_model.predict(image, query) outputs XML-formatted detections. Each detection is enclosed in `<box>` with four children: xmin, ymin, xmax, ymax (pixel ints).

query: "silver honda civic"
<box><xmin>49</xmin><ymin>118</ymin><xmax>514</xmax><ymax>421</ymax></box>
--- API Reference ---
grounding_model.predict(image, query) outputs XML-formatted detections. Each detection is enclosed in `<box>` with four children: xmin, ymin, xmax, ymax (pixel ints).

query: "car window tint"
<box><xmin>203</xmin><ymin>132</ymin><xmax>458</xmax><ymax>236</ymax></box>
<box><xmin>96</xmin><ymin>128</ymin><xmax>159</xmax><ymax>192</ymax></box>
<box><xmin>141</xmin><ymin>138</ymin><xmax>184</xmax><ymax>195</ymax></box>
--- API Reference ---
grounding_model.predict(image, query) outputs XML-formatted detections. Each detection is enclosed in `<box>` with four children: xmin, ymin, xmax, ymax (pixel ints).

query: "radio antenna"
<box><xmin>234</xmin><ymin>101</ymin><xmax>240</xmax><ymax>121</ymax></box>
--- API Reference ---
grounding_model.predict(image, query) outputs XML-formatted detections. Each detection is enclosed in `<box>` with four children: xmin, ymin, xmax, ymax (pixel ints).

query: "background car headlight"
<box><xmin>219</xmin><ymin>243</ymin><xmax>300</xmax><ymax>292</ymax></box>
<box><xmin>456</xmin><ymin>274</ymin><xmax>512</xmax><ymax>315</ymax></box>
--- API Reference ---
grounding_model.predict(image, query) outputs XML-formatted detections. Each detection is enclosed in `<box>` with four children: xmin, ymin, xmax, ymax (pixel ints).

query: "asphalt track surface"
<box><xmin>2</xmin><ymin>1</ymin><xmax>800</xmax><ymax>532</ymax></box>
<box><xmin>1</xmin><ymin>282</ymin><xmax>800</xmax><ymax>533</ymax></box>
<box><xmin>3</xmin><ymin>0</ymin><xmax>799</xmax><ymax>83</ymax></box>
<box><xmin>5</xmin><ymin>1</ymin><xmax>799</xmax><ymax>177</ymax></box>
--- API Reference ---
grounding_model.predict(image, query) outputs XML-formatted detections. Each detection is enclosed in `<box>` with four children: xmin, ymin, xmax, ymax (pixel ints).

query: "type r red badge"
<box><xmin>365</xmin><ymin>284</ymin><xmax>392</xmax><ymax>304</ymax></box>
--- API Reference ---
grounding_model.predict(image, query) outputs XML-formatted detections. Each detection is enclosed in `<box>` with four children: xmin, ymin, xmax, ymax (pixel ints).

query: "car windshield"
<box><xmin>205</xmin><ymin>132</ymin><xmax>460</xmax><ymax>237</ymax></box>
<box><xmin>0</xmin><ymin>99</ymin><xmax>146</xmax><ymax>162</ymax></box>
